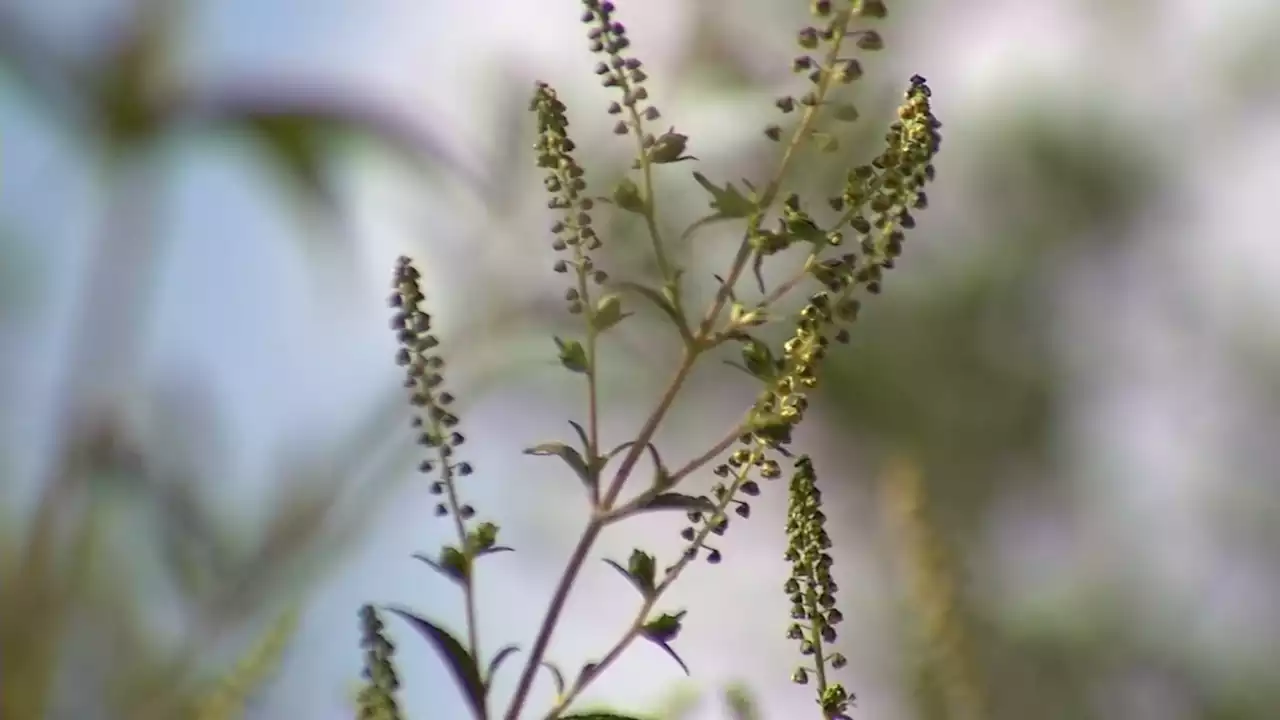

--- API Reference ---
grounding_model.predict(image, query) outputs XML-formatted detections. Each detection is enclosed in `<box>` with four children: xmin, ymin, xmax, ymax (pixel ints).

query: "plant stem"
<box><xmin>505</xmin><ymin>345</ymin><xmax>699</xmax><ymax>719</ymax></box>
<box><xmin>604</xmin><ymin>419</ymin><xmax>747</xmax><ymax>523</ymax></box>
<box><xmin>698</xmin><ymin>15</ymin><xmax>856</xmax><ymax>337</ymax></box>
<box><xmin>544</xmin><ymin>463</ymin><xmax>756</xmax><ymax>717</ymax></box>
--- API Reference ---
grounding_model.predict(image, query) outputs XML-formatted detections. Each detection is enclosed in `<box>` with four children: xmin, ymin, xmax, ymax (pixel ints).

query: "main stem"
<box><xmin>504</xmin><ymin>346</ymin><xmax>698</xmax><ymax>719</ymax></box>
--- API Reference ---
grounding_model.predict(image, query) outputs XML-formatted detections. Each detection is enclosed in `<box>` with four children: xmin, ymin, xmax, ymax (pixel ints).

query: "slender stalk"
<box><xmin>604</xmin><ymin>420</ymin><xmax>747</xmax><ymax>523</ymax></box>
<box><xmin>698</xmin><ymin>16</ymin><xmax>857</xmax><ymax>338</ymax></box>
<box><xmin>504</xmin><ymin>345</ymin><xmax>698</xmax><ymax>719</ymax></box>
<box><xmin>544</xmin><ymin>460</ymin><xmax>758</xmax><ymax>717</ymax></box>
<box><xmin>441</xmin><ymin>456</ymin><xmax>484</xmax><ymax>710</ymax></box>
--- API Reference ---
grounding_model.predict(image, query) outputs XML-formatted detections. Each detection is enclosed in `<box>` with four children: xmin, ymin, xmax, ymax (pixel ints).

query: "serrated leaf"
<box><xmin>385</xmin><ymin>608</ymin><xmax>485</xmax><ymax>719</ymax></box>
<box><xmin>484</xmin><ymin>644</ymin><xmax>522</xmax><ymax>693</ymax></box>
<box><xmin>554</xmin><ymin>337</ymin><xmax>590</xmax><ymax>374</ymax></box>
<box><xmin>591</xmin><ymin>294</ymin><xmax>630</xmax><ymax>333</ymax></box>
<box><xmin>691</xmin><ymin>171</ymin><xmax>755</xmax><ymax>218</ymax></box>
<box><xmin>524</xmin><ymin>442</ymin><xmax>594</xmax><ymax>489</ymax></box>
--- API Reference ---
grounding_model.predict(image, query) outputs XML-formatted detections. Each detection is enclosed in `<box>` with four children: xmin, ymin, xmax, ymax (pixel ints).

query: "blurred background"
<box><xmin>3</xmin><ymin>0</ymin><xmax>1280</xmax><ymax>718</ymax></box>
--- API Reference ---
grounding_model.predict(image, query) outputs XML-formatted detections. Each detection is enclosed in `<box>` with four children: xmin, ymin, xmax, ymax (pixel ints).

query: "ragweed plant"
<box><xmin>360</xmin><ymin>1</ymin><xmax>942</xmax><ymax>718</ymax></box>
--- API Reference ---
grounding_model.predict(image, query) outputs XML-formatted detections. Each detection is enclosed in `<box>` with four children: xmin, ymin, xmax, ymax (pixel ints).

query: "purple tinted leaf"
<box><xmin>385</xmin><ymin>607</ymin><xmax>485</xmax><ymax>719</ymax></box>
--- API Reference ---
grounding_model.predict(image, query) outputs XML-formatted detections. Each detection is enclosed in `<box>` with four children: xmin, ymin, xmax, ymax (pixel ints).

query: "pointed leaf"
<box><xmin>568</xmin><ymin>420</ymin><xmax>590</xmax><ymax>450</ymax></box>
<box><xmin>602</xmin><ymin>559</ymin><xmax>650</xmax><ymax>600</ymax></box>
<box><xmin>602</xmin><ymin>549</ymin><xmax>657</xmax><ymax>598</ymax></box>
<box><xmin>606</xmin><ymin>440</ymin><xmax>637</xmax><ymax>460</ymax></box>
<box><xmin>385</xmin><ymin>608</ymin><xmax>485</xmax><ymax>719</ymax></box>
<box><xmin>639</xmin><ymin>611</ymin><xmax>691</xmax><ymax>674</ymax></box>
<box><xmin>678</xmin><ymin>212</ymin><xmax>739</xmax><ymax>244</ymax></box>
<box><xmin>652</xmin><ymin>641</ymin><xmax>691</xmax><ymax>676</ymax></box>
<box><xmin>617</xmin><ymin>281</ymin><xmax>691</xmax><ymax>342</ymax></box>
<box><xmin>591</xmin><ymin>293</ymin><xmax>630</xmax><ymax>333</ymax></box>
<box><xmin>640</xmin><ymin>610</ymin><xmax>687</xmax><ymax>644</ymax></box>
<box><xmin>476</xmin><ymin>546</ymin><xmax>515</xmax><ymax>558</ymax></box>
<box><xmin>627</xmin><ymin>549</ymin><xmax>657</xmax><ymax>594</ymax></box>
<box><xmin>620</xmin><ymin>493</ymin><xmax>715</xmax><ymax>520</ymax></box>
<box><xmin>484</xmin><ymin>644</ymin><xmax>522</xmax><ymax>693</ymax></box>
<box><xmin>524</xmin><ymin>442</ymin><xmax>594</xmax><ymax>488</ymax></box>
<box><xmin>641</xmin><ymin>442</ymin><xmax>673</xmax><ymax>490</ymax></box>
<box><xmin>554</xmin><ymin>337</ymin><xmax>590</xmax><ymax>374</ymax></box>
<box><xmin>412</xmin><ymin>546</ymin><xmax>468</xmax><ymax>586</ymax></box>
<box><xmin>542</xmin><ymin>661</ymin><xmax>567</xmax><ymax>697</ymax></box>
<box><xmin>691</xmin><ymin>171</ymin><xmax>754</xmax><ymax>217</ymax></box>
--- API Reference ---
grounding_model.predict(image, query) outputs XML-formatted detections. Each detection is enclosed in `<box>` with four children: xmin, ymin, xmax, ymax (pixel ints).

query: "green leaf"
<box><xmin>621</xmin><ymin>492</ymin><xmax>715</xmax><ymax>519</ymax></box>
<box><xmin>617</xmin><ymin>281</ymin><xmax>692</xmax><ymax>343</ymax></box>
<box><xmin>484</xmin><ymin>644</ymin><xmax>522</xmax><ymax>694</ymax></box>
<box><xmin>691</xmin><ymin>171</ymin><xmax>755</xmax><ymax>218</ymax></box>
<box><xmin>591</xmin><ymin>294</ymin><xmax>630</xmax><ymax>333</ymax></box>
<box><xmin>608</xmin><ymin>177</ymin><xmax>648</xmax><ymax>213</ymax></box>
<box><xmin>640</xmin><ymin>611</ymin><xmax>687</xmax><ymax>644</ymax></box>
<box><xmin>640</xmin><ymin>611</ymin><xmax>690</xmax><ymax>675</ymax></box>
<box><xmin>554</xmin><ymin>337</ymin><xmax>590</xmax><ymax>374</ymax></box>
<box><xmin>627</xmin><ymin>549</ymin><xmax>657</xmax><ymax>594</ymax></box>
<box><xmin>740</xmin><ymin>338</ymin><xmax>778</xmax><ymax>381</ymax></box>
<box><xmin>412</xmin><ymin>546</ymin><xmax>469</xmax><ymax>585</ymax></box>
<box><xmin>602</xmin><ymin>549</ymin><xmax>657</xmax><ymax>598</ymax></box>
<box><xmin>385</xmin><ymin>608</ymin><xmax>486</xmax><ymax>719</ymax></box>
<box><xmin>561</xmin><ymin>714</ymin><xmax>654</xmax><ymax>720</ymax></box>
<box><xmin>524</xmin><ymin>442</ymin><xmax>594</xmax><ymax>489</ymax></box>
<box><xmin>465</xmin><ymin>522</ymin><xmax>500</xmax><ymax>554</ymax></box>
